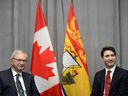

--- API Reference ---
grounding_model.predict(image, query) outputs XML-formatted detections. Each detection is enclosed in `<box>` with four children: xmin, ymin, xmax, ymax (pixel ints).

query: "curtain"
<box><xmin>0</xmin><ymin>0</ymin><xmax>128</xmax><ymax>84</ymax></box>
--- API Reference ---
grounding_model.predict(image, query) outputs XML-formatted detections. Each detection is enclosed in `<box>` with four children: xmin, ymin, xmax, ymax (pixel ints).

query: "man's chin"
<box><xmin>107</xmin><ymin>64</ymin><xmax>115</xmax><ymax>68</ymax></box>
<box><xmin>18</xmin><ymin>67</ymin><xmax>24</xmax><ymax>71</ymax></box>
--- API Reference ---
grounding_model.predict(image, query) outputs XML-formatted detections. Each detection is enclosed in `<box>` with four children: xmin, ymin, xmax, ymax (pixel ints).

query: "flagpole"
<box><xmin>39</xmin><ymin>0</ymin><xmax>41</xmax><ymax>3</ymax></box>
<box><xmin>71</xmin><ymin>0</ymin><xmax>73</xmax><ymax>3</ymax></box>
<box><xmin>71</xmin><ymin>0</ymin><xmax>74</xmax><ymax>7</ymax></box>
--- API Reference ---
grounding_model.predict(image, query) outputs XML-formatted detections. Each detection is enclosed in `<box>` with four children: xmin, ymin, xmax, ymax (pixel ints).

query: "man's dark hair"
<box><xmin>101</xmin><ymin>46</ymin><xmax>116</xmax><ymax>58</ymax></box>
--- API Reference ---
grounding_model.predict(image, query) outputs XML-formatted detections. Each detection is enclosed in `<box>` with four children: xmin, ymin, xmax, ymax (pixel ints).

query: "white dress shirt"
<box><xmin>11</xmin><ymin>68</ymin><xmax>27</xmax><ymax>96</ymax></box>
<box><xmin>103</xmin><ymin>65</ymin><xmax>116</xmax><ymax>96</ymax></box>
<box><xmin>105</xmin><ymin>65</ymin><xmax>116</xmax><ymax>81</ymax></box>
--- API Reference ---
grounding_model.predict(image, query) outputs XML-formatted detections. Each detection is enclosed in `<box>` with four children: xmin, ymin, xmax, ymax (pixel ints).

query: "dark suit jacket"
<box><xmin>0</xmin><ymin>68</ymin><xmax>40</xmax><ymax>96</ymax></box>
<box><xmin>91</xmin><ymin>66</ymin><xmax>128</xmax><ymax>96</ymax></box>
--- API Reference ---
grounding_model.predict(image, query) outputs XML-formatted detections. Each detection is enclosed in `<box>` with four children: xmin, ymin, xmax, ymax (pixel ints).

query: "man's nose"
<box><xmin>20</xmin><ymin>60</ymin><xmax>25</xmax><ymax>64</ymax></box>
<box><xmin>108</xmin><ymin>56</ymin><xmax>113</xmax><ymax>60</ymax></box>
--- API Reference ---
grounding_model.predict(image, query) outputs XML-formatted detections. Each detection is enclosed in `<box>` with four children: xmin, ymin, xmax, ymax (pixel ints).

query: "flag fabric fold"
<box><xmin>62</xmin><ymin>2</ymin><xmax>91</xmax><ymax>96</ymax></box>
<box><xmin>31</xmin><ymin>1</ymin><xmax>62</xmax><ymax>96</ymax></box>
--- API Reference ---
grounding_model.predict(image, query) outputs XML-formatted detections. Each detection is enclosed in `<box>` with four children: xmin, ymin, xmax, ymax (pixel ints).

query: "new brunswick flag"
<box><xmin>62</xmin><ymin>2</ymin><xmax>91</xmax><ymax>96</ymax></box>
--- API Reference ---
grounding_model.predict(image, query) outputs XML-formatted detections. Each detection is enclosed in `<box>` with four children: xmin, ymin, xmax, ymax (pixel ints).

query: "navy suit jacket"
<box><xmin>91</xmin><ymin>66</ymin><xmax>128</xmax><ymax>96</ymax></box>
<box><xmin>0</xmin><ymin>68</ymin><xmax>39</xmax><ymax>96</ymax></box>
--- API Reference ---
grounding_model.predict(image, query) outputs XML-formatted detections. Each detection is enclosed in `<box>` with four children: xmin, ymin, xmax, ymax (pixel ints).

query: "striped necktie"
<box><xmin>16</xmin><ymin>74</ymin><xmax>25</xmax><ymax>96</ymax></box>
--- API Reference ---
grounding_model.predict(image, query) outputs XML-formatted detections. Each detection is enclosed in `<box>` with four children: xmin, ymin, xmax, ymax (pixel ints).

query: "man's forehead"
<box><xmin>104</xmin><ymin>50</ymin><xmax>115</xmax><ymax>54</ymax></box>
<box><xmin>14</xmin><ymin>52</ymin><xmax>26</xmax><ymax>57</ymax></box>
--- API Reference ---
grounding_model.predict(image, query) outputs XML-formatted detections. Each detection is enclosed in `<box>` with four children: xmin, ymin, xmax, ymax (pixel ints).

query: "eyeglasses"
<box><xmin>13</xmin><ymin>58</ymin><xmax>27</xmax><ymax>63</ymax></box>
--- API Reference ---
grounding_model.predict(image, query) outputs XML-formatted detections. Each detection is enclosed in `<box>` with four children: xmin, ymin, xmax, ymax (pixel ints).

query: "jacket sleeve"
<box><xmin>114</xmin><ymin>71</ymin><xmax>128</xmax><ymax>96</ymax></box>
<box><xmin>91</xmin><ymin>73</ymin><xmax>103</xmax><ymax>96</ymax></box>
<box><xmin>30</xmin><ymin>75</ymin><xmax>40</xmax><ymax>96</ymax></box>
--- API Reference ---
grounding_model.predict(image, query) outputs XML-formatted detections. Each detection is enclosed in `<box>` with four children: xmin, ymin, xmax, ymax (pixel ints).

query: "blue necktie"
<box><xmin>16</xmin><ymin>74</ymin><xmax>25</xmax><ymax>96</ymax></box>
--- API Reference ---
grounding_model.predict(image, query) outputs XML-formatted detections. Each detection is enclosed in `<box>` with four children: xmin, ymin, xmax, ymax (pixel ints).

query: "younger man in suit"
<box><xmin>91</xmin><ymin>46</ymin><xmax>128</xmax><ymax>96</ymax></box>
<box><xmin>0</xmin><ymin>50</ymin><xmax>39</xmax><ymax>96</ymax></box>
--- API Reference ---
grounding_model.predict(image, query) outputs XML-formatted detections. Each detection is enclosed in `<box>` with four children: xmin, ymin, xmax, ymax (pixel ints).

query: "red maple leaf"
<box><xmin>31</xmin><ymin>41</ymin><xmax>55</xmax><ymax>80</ymax></box>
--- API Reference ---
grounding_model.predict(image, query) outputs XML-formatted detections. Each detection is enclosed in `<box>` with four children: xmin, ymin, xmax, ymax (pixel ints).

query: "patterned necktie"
<box><xmin>105</xmin><ymin>70</ymin><xmax>111</xmax><ymax>96</ymax></box>
<box><xmin>16</xmin><ymin>74</ymin><xmax>25</xmax><ymax>96</ymax></box>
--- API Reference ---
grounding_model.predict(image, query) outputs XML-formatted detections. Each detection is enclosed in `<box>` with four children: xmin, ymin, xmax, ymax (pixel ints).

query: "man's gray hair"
<box><xmin>10</xmin><ymin>50</ymin><xmax>28</xmax><ymax>59</ymax></box>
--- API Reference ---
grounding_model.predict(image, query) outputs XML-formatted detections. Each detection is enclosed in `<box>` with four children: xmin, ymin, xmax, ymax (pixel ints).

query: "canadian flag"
<box><xmin>31</xmin><ymin>1</ymin><xmax>62</xmax><ymax>96</ymax></box>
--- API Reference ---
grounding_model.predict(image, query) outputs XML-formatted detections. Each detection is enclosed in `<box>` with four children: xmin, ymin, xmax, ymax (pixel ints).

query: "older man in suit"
<box><xmin>0</xmin><ymin>50</ymin><xmax>39</xmax><ymax>96</ymax></box>
<box><xmin>91</xmin><ymin>46</ymin><xmax>128</xmax><ymax>96</ymax></box>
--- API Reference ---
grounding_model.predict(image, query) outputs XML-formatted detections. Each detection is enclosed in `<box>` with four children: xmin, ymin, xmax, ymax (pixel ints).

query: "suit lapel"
<box><xmin>7</xmin><ymin>69</ymin><xmax>18</xmax><ymax>95</ymax></box>
<box><xmin>101</xmin><ymin>69</ymin><xmax>105</xmax><ymax>92</ymax></box>
<box><xmin>110</xmin><ymin>66</ymin><xmax>119</xmax><ymax>90</ymax></box>
<box><xmin>22</xmin><ymin>72</ymin><xmax>29</xmax><ymax>95</ymax></box>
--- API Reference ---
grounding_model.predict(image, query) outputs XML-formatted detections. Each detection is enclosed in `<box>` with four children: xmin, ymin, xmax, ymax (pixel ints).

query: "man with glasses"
<box><xmin>0</xmin><ymin>50</ymin><xmax>39</xmax><ymax>96</ymax></box>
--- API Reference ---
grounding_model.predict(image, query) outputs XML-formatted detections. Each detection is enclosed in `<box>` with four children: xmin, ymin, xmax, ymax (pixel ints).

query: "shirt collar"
<box><xmin>11</xmin><ymin>68</ymin><xmax>22</xmax><ymax>77</ymax></box>
<box><xmin>105</xmin><ymin>64</ymin><xmax>116</xmax><ymax>74</ymax></box>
